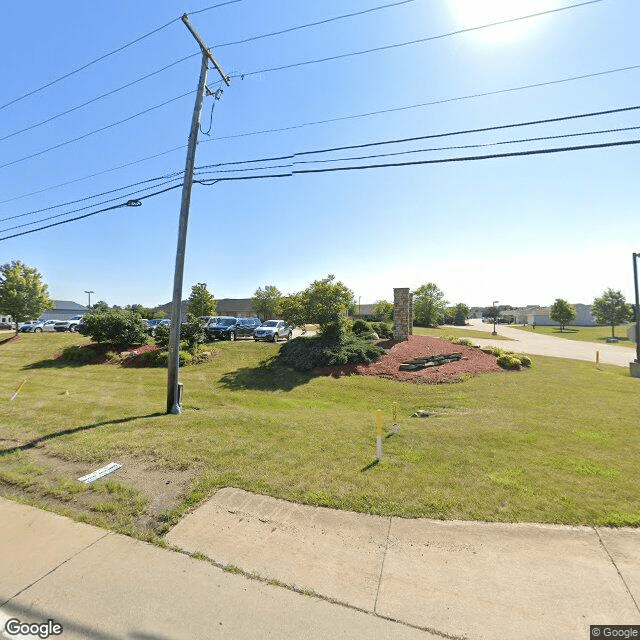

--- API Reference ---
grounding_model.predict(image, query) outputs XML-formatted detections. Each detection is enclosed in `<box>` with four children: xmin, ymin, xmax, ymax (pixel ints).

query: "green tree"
<box><xmin>280</xmin><ymin>293</ymin><xmax>308</xmax><ymax>330</ymax></box>
<box><xmin>186</xmin><ymin>283</ymin><xmax>217</xmax><ymax>318</ymax></box>
<box><xmin>252</xmin><ymin>285</ymin><xmax>282</xmax><ymax>321</ymax></box>
<box><xmin>92</xmin><ymin>300</ymin><xmax>110</xmax><ymax>312</ymax></box>
<box><xmin>550</xmin><ymin>298</ymin><xmax>577</xmax><ymax>332</ymax></box>
<box><xmin>413</xmin><ymin>283</ymin><xmax>448</xmax><ymax>327</ymax></box>
<box><xmin>372</xmin><ymin>300</ymin><xmax>393</xmax><ymax>322</ymax></box>
<box><xmin>592</xmin><ymin>288</ymin><xmax>632</xmax><ymax>337</ymax></box>
<box><xmin>452</xmin><ymin>303</ymin><xmax>470</xmax><ymax>326</ymax></box>
<box><xmin>280</xmin><ymin>275</ymin><xmax>353</xmax><ymax>338</ymax></box>
<box><xmin>0</xmin><ymin>260</ymin><xmax>54</xmax><ymax>335</ymax></box>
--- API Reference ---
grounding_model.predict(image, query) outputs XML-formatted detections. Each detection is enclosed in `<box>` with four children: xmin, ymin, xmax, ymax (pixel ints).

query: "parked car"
<box><xmin>0</xmin><ymin>322</ymin><xmax>13</xmax><ymax>330</ymax></box>
<box><xmin>54</xmin><ymin>315</ymin><xmax>84</xmax><ymax>332</ymax></box>
<box><xmin>19</xmin><ymin>320</ymin><xmax>44</xmax><ymax>333</ymax></box>
<box><xmin>147</xmin><ymin>318</ymin><xmax>170</xmax><ymax>336</ymax></box>
<box><xmin>253</xmin><ymin>320</ymin><xmax>292</xmax><ymax>342</ymax></box>
<box><xmin>41</xmin><ymin>320</ymin><xmax>59</xmax><ymax>332</ymax></box>
<box><xmin>206</xmin><ymin>317</ymin><xmax>260</xmax><ymax>341</ymax></box>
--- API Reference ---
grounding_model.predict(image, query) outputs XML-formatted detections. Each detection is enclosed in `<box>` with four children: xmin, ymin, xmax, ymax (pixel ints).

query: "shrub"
<box><xmin>370</xmin><ymin>322</ymin><xmax>393</xmax><ymax>339</ymax></box>
<box><xmin>454</xmin><ymin>337</ymin><xmax>474</xmax><ymax>348</ymax></box>
<box><xmin>278</xmin><ymin>333</ymin><xmax>385</xmax><ymax>372</ymax></box>
<box><xmin>136</xmin><ymin>349</ymin><xmax>193</xmax><ymax>367</ymax></box>
<box><xmin>78</xmin><ymin>310</ymin><xmax>148</xmax><ymax>349</ymax></box>
<box><xmin>154</xmin><ymin>318</ymin><xmax>205</xmax><ymax>355</ymax></box>
<box><xmin>518</xmin><ymin>354</ymin><xmax>532</xmax><ymax>368</ymax></box>
<box><xmin>59</xmin><ymin>345</ymin><xmax>95</xmax><ymax>364</ymax></box>
<box><xmin>497</xmin><ymin>354</ymin><xmax>522</xmax><ymax>370</ymax></box>
<box><xmin>351</xmin><ymin>319</ymin><xmax>371</xmax><ymax>335</ymax></box>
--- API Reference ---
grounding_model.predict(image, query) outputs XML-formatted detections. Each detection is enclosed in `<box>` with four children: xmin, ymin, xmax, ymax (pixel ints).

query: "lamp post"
<box><xmin>84</xmin><ymin>290</ymin><xmax>94</xmax><ymax>310</ymax></box>
<box><xmin>492</xmin><ymin>300</ymin><xmax>499</xmax><ymax>336</ymax></box>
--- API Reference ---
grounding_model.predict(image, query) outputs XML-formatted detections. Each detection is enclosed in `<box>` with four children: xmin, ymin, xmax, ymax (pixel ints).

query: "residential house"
<box><xmin>508</xmin><ymin>304</ymin><xmax>596</xmax><ymax>326</ymax></box>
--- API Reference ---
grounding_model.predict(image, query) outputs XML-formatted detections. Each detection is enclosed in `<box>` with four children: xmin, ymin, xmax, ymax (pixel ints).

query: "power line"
<box><xmin>213</xmin><ymin>0</ymin><xmax>419</xmax><ymax>48</ymax></box>
<box><xmin>192</xmin><ymin>125</ymin><xmax>640</xmax><ymax>175</ymax></box>
<box><xmin>0</xmin><ymin>176</ymin><xmax>184</xmax><ymax>233</ymax></box>
<box><xmin>0</xmin><ymin>0</ymin><xmax>243</xmax><ymax>112</ymax></box>
<box><xmin>2</xmin><ymin>135</ymin><xmax>636</xmax><ymax>241</ymax></box>
<box><xmin>0</xmin><ymin>182</ymin><xmax>184</xmax><ymax>241</ymax></box>
<box><xmin>194</xmin><ymin>138</ymin><xmax>640</xmax><ymax>182</ymax></box>
<box><xmin>0</xmin><ymin>147</ymin><xmax>185</xmax><ymax>206</ymax></box>
<box><xmin>0</xmin><ymin>53</ymin><xmax>197</xmax><ymax>143</ymax></box>
<box><xmin>197</xmin><ymin>104</ymin><xmax>640</xmax><ymax>170</ymax></box>
<box><xmin>0</xmin><ymin>90</ymin><xmax>195</xmax><ymax>171</ymax></box>
<box><xmin>189</xmin><ymin>0</ymin><xmax>244</xmax><ymax>16</ymax></box>
<box><xmin>0</xmin><ymin>18</ymin><xmax>180</xmax><ymax>112</ymax></box>
<box><xmin>204</xmin><ymin>63</ymin><xmax>640</xmax><ymax>144</ymax></box>
<box><xmin>0</xmin><ymin>172</ymin><xmax>183</xmax><ymax>223</ymax></box>
<box><xmin>233</xmin><ymin>0</ymin><xmax>604</xmax><ymax>79</ymax></box>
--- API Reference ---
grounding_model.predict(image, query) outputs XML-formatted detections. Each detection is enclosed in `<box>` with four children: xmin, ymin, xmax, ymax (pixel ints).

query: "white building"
<box><xmin>509</xmin><ymin>303</ymin><xmax>596</xmax><ymax>326</ymax></box>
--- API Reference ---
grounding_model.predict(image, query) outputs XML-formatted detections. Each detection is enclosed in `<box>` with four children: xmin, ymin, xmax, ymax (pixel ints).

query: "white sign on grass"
<box><xmin>78</xmin><ymin>462</ymin><xmax>122</xmax><ymax>484</ymax></box>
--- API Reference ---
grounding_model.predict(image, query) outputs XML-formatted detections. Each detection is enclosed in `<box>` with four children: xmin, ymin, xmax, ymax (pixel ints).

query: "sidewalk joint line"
<box><xmin>0</xmin><ymin>531</ymin><xmax>112</xmax><ymax>608</ymax></box>
<box><xmin>594</xmin><ymin>527</ymin><xmax>640</xmax><ymax>614</ymax></box>
<box><xmin>374</xmin><ymin>515</ymin><xmax>392</xmax><ymax>614</ymax></box>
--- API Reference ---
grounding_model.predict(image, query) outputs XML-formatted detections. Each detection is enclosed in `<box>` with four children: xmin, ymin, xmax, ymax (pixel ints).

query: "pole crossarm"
<box><xmin>181</xmin><ymin>14</ymin><xmax>231</xmax><ymax>86</ymax></box>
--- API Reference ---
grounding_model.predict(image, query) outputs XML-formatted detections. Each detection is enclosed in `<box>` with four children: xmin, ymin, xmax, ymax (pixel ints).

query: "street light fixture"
<box><xmin>84</xmin><ymin>290</ymin><xmax>94</xmax><ymax>310</ymax></box>
<box><xmin>492</xmin><ymin>300</ymin><xmax>499</xmax><ymax>336</ymax></box>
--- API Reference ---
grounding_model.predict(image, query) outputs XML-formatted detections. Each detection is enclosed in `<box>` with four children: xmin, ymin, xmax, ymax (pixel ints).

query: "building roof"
<box><xmin>53</xmin><ymin>300</ymin><xmax>87</xmax><ymax>310</ymax></box>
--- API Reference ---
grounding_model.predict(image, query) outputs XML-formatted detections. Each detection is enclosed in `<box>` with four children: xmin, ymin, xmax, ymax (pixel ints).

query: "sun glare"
<box><xmin>449</xmin><ymin>0</ymin><xmax>559</xmax><ymax>43</ymax></box>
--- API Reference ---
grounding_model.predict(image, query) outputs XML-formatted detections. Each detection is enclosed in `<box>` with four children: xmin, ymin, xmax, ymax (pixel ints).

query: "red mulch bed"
<box><xmin>312</xmin><ymin>335</ymin><xmax>503</xmax><ymax>383</ymax></box>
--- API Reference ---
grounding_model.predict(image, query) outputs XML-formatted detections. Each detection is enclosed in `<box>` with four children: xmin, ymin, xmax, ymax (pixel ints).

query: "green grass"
<box><xmin>510</xmin><ymin>323</ymin><xmax>636</xmax><ymax>346</ymax></box>
<box><xmin>412</xmin><ymin>326</ymin><xmax>512</xmax><ymax>341</ymax></box>
<box><xmin>0</xmin><ymin>332</ymin><xmax>639</xmax><ymax>530</ymax></box>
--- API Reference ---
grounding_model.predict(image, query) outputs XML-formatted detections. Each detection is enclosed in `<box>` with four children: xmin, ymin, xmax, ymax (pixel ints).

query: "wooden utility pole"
<box><xmin>167</xmin><ymin>15</ymin><xmax>230</xmax><ymax>414</ymax></box>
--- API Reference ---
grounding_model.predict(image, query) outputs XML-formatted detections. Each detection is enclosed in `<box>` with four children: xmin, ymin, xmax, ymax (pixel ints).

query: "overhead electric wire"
<box><xmin>192</xmin><ymin>125</ymin><xmax>640</xmax><ymax>176</ymax></box>
<box><xmin>193</xmin><ymin>138</ymin><xmax>640</xmax><ymax>183</ymax></box>
<box><xmin>189</xmin><ymin>0</ymin><xmax>244</xmax><ymax>16</ymax></box>
<box><xmin>0</xmin><ymin>177</ymin><xmax>182</xmax><ymax>233</ymax></box>
<box><xmin>204</xmin><ymin>63</ymin><xmax>640</xmax><ymax>145</ymax></box>
<box><xmin>0</xmin><ymin>90</ymin><xmax>195</xmax><ymax>171</ymax></box>
<box><xmin>0</xmin><ymin>147</ymin><xmax>185</xmax><ymax>207</ymax></box>
<box><xmin>0</xmin><ymin>53</ymin><xmax>198</xmax><ymax>143</ymax></box>
<box><xmin>213</xmin><ymin>0</ymin><xmax>419</xmax><ymax>48</ymax></box>
<box><xmin>197</xmin><ymin>104</ymin><xmax>640</xmax><ymax>170</ymax></box>
<box><xmin>2</xmin><ymin>135</ymin><xmax>637</xmax><ymax>242</ymax></box>
<box><xmin>0</xmin><ymin>18</ymin><xmax>180</xmax><ymax>112</ymax></box>
<box><xmin>233</xmin><ymin>0</ymin><xmax>604</xmax><ymax>79</ymax></box>
<box><xmin>0</xmin><ymin>182</ymin><xmax>184</xmax><ymax>242</ymax></box>
<box><xmin>0</xmin><ymin>171</ymin><xmax>184</xmax><ymax>224</ymax></box>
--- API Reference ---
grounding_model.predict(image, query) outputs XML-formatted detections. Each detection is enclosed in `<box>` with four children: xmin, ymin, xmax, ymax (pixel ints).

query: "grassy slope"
<box><xmin>412</xmin><ymin>326</ymin><xmax>512</xmax><ymax>341</ymax></box>
<box><xmin>0</xmin><ymin>332</ymin><xmax>638</xmax><ymax>529</ymax></box>
<box><xmin>510</xmin><ymin>323</ymin><xmax>635</xmax><ymax>346</ymax></box>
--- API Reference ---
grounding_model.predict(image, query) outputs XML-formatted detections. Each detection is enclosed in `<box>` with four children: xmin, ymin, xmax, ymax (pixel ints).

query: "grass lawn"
<box><xmin>0</xmin><ymin>332</ymin><xmax>638</xmax><ymax>542</ymax></box>
<box><xmin>509</xmin><ymin>323</ymin><xmax>636</xmax><ymax>346</ymax></box>
<box><xmin>412</xmin><ymin>326</ymin><xmax>512</xmax><ymax>341</ymax></box>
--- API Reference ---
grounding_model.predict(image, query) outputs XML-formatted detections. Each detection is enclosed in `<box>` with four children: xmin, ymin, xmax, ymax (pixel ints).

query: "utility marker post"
<box><xmin>167</xmin><ymin>15</ymin><xmax>230</xmax><ymax>414</ymax></box>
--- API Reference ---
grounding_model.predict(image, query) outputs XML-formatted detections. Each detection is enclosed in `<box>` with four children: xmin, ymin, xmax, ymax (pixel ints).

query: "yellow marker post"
<box><xmin>376</xmin><ymin>409</ymin><xmax>383</xmax><ymax>460</ymax></box>
<box><xmin>596</xmin><ymin>350</ymin><xmax>600</xmax><ymax>369</ymax></box>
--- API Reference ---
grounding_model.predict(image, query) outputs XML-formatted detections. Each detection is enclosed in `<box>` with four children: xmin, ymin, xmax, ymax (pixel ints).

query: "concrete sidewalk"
<box><xmin>3</xmin><ymin>492</ymin><xmax>638</xmax><ymax>640</ymax></box>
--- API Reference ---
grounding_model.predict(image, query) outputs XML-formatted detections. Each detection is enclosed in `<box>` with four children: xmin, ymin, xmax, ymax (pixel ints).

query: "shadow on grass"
<box><xmin>360</xmin><ymin>460</ymin><xmax>379</xmax><ymax>472</ymax></box>
<box><xmin>0</xmin><ymin>412</ymin><xmax>164</xmax><ymax>457</ymax></box>
<box><xmin>218</xmin><ymin>356</ymin><xmax>313</xmax><ymax>391</ymax></box>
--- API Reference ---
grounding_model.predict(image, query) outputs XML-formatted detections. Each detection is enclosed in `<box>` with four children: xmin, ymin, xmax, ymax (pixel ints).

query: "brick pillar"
<box><xmin>393</xmin><ymin>288</ymin><xmax>412</xmax><ymax>341</ymax></box>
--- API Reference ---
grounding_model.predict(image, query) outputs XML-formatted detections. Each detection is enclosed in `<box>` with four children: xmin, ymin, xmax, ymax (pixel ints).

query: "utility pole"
<box><xmin>84</xmin><ymin>290</ymin><xmax>94</xmax><ymax>310</ymax></box>
<box><xmin>167</xmin><ymin>14</ymin><xmax>230</xmax><ymax>414</ymax></box>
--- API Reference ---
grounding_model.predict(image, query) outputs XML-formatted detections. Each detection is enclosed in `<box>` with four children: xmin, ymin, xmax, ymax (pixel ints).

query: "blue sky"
<box><xmin>1</xmin><ymin>0</ymin><xmax>639</xmax><ymax>310</ymax></box>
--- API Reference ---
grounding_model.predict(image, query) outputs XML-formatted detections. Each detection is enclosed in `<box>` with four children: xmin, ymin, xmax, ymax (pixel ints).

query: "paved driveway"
<box><xmin>464</xmin><ymin>319</ymin><xmax>636</xmax><ymax>367</ymax></box>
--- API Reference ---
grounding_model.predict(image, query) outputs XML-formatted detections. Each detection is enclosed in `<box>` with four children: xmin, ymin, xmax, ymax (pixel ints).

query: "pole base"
<box><xmin>630</xmin><ymin>362</ymin><xmax>640</xmax><ymax>378</ymax></box>
<box><xmin>169</xmin><ymin>403</ymin><xmax>182</xmax><ymax>415</ymax></box>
